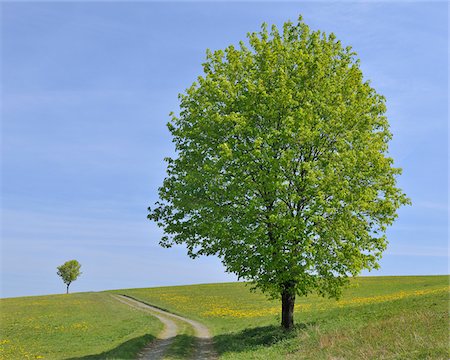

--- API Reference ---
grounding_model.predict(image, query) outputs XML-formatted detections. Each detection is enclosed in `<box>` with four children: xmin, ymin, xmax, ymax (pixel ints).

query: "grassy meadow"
<box><xmin>1</xmin><ymin>276</ymin><xmax>448</xmax><ymax>359</ymax></box>
<box><xmin>0</xmin><ymin>292</ymin><xmax>163</xmax><ymax>360</ymax></box>
<box><xmin>115</xmin><ymin>275</ymin><xmax>450</xmax><ymax>359</ymax></box>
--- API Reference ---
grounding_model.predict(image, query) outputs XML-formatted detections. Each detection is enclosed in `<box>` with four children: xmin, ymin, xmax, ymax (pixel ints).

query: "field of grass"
<box><xmin>0</xmin><ymin>292</ymin><xmax>163</xmax><ymax>360</ymax></box>
<box><xmin>1</xmin><ymin>276</ymin><xmax>448</xmax><ymax>359</ymax></box>
<box><xmin>115</xmin><ymin>275</ymin><xmax>450</xmax><ymax>359</ymax></box>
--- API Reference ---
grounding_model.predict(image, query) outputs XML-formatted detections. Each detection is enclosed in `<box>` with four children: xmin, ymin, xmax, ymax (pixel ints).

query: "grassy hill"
<box><xmin>114</xmin><ymin>275</ymin><xmax>449</xmax><ymax>359</ymax></box>
<box><xmin>1</xmin><ymin>275</ymin><xmax>448</xmax><ymax>359</ymax></box>
<box><xmin>0</xmin><ymin>292</ymin><xmax>162</xmax><ymax>359</ymax></box>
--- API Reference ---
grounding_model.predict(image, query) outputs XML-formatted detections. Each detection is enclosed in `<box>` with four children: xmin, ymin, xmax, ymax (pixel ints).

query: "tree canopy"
<box><xmin>57</xmin><ymin>259</ymin><xmax>82</xmax><ymax>294</ymax></box>
<box><xmin>149</xmin><ymin>17</ymin><xmax>409</xmax><ymax>329</ymax></box>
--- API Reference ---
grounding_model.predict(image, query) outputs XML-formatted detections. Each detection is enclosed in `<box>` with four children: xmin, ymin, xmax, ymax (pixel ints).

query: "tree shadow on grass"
<box><xmin>67</xmin><ymin>324</ymin><xmax>315</xmax><ymax>359</ymax></box>
<box><xmin>213</xmin><ymin>322</ymin><xmax>316</xmax><ymax>356</ymax></box>
<box><xmin>164</xmin><ymin>334</ymin><xmax>196</xmax><ymax>358</ymax></box>
<box><xmin>67</xmin><ymin>334</ymin><xmax>156</xmax><ymax>360</ymax></box>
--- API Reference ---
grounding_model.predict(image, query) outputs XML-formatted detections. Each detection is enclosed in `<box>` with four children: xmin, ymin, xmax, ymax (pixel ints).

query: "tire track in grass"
<box><xmin>112</xmin><ymin>295</ymin><xmax>217</xmax><ymax>360</ymax></box>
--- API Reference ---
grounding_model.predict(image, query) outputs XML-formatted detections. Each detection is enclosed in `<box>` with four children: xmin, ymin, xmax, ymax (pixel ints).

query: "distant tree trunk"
<box><xmin>66</xmin><ymin>283</ymin><xmax>70</xmax><ymax>294</ymax></box>
<box><xmin>281</xmin><ymin>282</ymin><xmax>295</xmax><ymax>330</ymax></box>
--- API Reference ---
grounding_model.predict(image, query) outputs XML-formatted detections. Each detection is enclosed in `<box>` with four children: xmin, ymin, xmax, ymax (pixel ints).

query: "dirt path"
<box><xmin>112</xmin><ymin>294</ymin><xmax>217</xmax><ymax>360</ymax></box>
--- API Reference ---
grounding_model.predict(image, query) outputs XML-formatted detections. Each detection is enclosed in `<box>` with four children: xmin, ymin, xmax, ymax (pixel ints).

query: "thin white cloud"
<box><xmin>416</xmin><ymin>201</ymin><xmax>448</xmax><ymax>212</ymax></box>
<box><xmin>1</xmin><ymin>208</ymin><xmax>160</xmax><ymax>245</ymax></box>
<box><xmin>387</xmin><ymin>245</ymin><xmax>449</xmax><ymax>258</ymax></box>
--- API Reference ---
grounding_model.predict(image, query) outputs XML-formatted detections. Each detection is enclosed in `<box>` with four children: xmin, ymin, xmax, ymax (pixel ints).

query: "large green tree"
<box><xmin>57</xmin><ymin>260</ymin><xmax>82</xmax><ymax>294</ymax></box>
<box><xmin>149</xmin><ymin>17</ymin><xmax>409</xmax><ymax>329</ymax></box>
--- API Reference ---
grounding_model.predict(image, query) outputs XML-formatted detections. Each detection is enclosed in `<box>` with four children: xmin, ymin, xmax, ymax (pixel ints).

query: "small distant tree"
<box><xmin>57</xmin><ymin>260</ymin><xmax>82</xmax><ymax>294</ymax></box>
<box><xmin>149</xmin><ymin>17</ymin><xmax>410</xmax><ymax>330</ymax></box>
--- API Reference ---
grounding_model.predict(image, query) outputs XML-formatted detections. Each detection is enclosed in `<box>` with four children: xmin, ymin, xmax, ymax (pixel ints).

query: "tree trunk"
<box><xmin>66</xmin><ymin>283</ymin><xmax>70</xmax><ymax>294</ymax></box>
<box><xmin>281</xmin><ymin>282</ymin><xmax>295</xmax><ymax>330</ymax></box>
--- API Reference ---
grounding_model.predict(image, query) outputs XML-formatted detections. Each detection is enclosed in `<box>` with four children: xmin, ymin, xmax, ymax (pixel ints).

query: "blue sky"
<box><xmin>1</xmin><ymin>2</ymin><xmax>448</xmax><ymax>298</ymax></box>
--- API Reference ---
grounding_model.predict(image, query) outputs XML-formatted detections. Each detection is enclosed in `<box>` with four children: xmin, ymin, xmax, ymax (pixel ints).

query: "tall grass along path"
<box><xmin>112</xmin><ymin>295</ymin><xmax>217</xmax><ymax>360</ymax></box>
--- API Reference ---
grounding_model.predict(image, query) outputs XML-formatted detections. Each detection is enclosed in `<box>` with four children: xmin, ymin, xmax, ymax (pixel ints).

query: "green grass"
<box><xmin>163</xmin><ymin>319</ymin><xmax>196</xmax><ymax>360</ymax></box>
<box><xmin>113</xmin><ymin>275</ymin><xmax>449</xmax><ymax>359</ymax></box>
<box><xmin>2</xmin><ymin>276</ymin><xmax>448</xmax><ymax>359</ymax></box>
<box><xmin>0</xmin><ymin>292</ymin><xmax>163</xmax><ymax>359</ymax></box>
